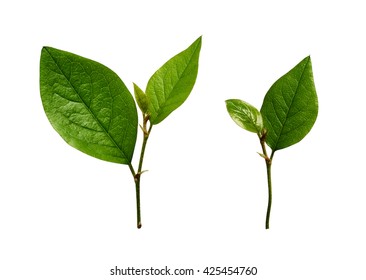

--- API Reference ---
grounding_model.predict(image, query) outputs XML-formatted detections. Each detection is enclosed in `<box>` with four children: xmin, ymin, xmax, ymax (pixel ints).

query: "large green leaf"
<box><xmin>40</xmin><ymin>47</ymin><xmax>138</xmax><ymax>164</ymax></box>
<box><xmin>225</xmin><ymin>99</ymin><xmax>263</xmax><ymax>134</ymax></box>
<box><xmin>260</xmin><ymin>56</ymin><xmax>318</xmax><ymax>151</ymax></box>
<box><xmin>146</xmin><ymin>36</ymin><xmax>202</xmax><ymax>124</ymax></box>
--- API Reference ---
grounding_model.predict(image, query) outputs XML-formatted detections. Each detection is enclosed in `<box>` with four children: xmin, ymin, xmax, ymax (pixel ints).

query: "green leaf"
<box><xmin>133</xmin><ymin>83</ymin><xmax>148</xmax><ymax>114</ymax></box>
<box><xmin>260</xmin><ymin>56</ymin><xmax>318</xmax><ymax>151</ymax></box>
<box><xmin>40</xmin><ymin>47</ymin><xmax>138</xmax><ymax>164</ymax></box>
<box><xmin>225</xmin><ymin>99</ymin><xmax>263</xmax><ymax>134</ymax></box>
<box><xmin>146</xmin><ymin>36</ymin><xmax>202</xmax><ymax>124</ymax></box>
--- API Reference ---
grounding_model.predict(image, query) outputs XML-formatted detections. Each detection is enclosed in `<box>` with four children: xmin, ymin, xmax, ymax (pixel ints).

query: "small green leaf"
<box><xmin>146</xmin><ymin>36</ymin><xmax>202</xmax><ymax>124</ymax></box>
<box><xmin>226</xmin><ymin>99</ymin><xmax>263</xmax><ymax>134</ymax></box>
<box><xmin>133</xmin><ymin>83</ymin><xmax>149</xmax><ymax>114</ymax></box>
<box><xmin>40</xmin><ymin>47</ymin><xmax>138</xmax><ymax>164</ymax></box>
<box><xmin>260</xmin><ymin>56</ymin><xmax>318</xmax><ymax>151</ymax></box>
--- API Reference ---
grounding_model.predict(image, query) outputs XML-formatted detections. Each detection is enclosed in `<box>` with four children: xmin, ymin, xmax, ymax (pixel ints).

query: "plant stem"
<box><xmin>134</xmin><ymin>173</ymin><xmax>142</xmax><ymax>229</ymax></box>
<box><xmin>264</xmin><ymin>159</ymin><xmax>272</xmax><ymax>229</ymax></box>
<box><xmin>129</xmin><ymin>115</ymin><xmax>152</xmax><ymax>229</ymax></box>
<box><xmin>128</xmin><ymin>163</ymin><xmax>141</xmax><ymax>228</ymax></box>
<box><xmin>259</xmin><ymin>133</ymin><xmax>273</xmax><ymax>229</ymax></box>
<box><xmin>138</xmin><ymin>124</ymin><xmax>152</xmax><ymax>173</ymax></box>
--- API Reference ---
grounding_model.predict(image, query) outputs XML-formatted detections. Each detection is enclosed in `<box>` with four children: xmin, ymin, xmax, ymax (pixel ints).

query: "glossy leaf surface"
<box><xmin>146</xmin><ymin>36</ymin><xmax>202</xmax><ymax>124</ymax></box>
<box><xmin>40</xmin><ymin>47</ymin><xmax>138</xmax><ymax>164</ymax></box>
<box><xmin>260</xmin><ymin>56</ymin><xmax>318</xmax><ymax>151</ymax></box>
<box><xmin>226</xmin><ymin>99</ymin><xmax>263</xmax><ymax>134</ymax></box>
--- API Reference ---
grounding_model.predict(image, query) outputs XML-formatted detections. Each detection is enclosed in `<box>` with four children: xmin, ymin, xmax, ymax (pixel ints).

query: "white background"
<box><xmin>1</xmin><ymin>0</ymin><xmax>365</xmax><ymax>279</ymax></box>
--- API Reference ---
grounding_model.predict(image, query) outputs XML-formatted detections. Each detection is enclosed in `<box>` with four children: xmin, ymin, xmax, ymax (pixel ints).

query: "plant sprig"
<box><xmin>226</xmin><ymin>56</ymin><xmax>318</xmax><ymax>229</ymax></box>
<box><xmin>40</xmin><ymin>37</ymin><xmax>202</xmax><ymax>228</ymax></box>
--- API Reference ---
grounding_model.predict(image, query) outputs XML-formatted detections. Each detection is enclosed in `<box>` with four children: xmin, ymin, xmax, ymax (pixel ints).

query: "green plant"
<box><xmin>40</xmin><ymin>37</ymin><xmax>202</xmax><ymax>228</ymax></box>
<box><xmin>226</xmin><ymin>56</ymin><xmax>318</xmax><ymax>229</ymax></box>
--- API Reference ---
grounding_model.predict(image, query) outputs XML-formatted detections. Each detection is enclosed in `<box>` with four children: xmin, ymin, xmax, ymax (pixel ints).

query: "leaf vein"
<box><xmin>45</xmin><ymin>48</ymin><xmax>129</xmax><ymax>161</ymax></box>
<box><xmin>272</xmin><ymin>58</ymin><xmax>310</xmax><ymax>149</ymax></box>
<box><xmin>155</xmin><ymin>43</ymin><xmax>200</xmax><ymax>116</ymax></box>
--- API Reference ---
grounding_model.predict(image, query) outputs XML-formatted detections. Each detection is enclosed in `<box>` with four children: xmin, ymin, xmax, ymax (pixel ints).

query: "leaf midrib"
<box><xmin>232</xmin><ymin>102</ymin><xmax>259</xmax><ymax>133</ymax></box>
<box><xmin>154</xmin><ymin>42</ymin><xmax>200</xmax><ymax>117</ymax></box>
<box><xmin>271</xmin><ymin>57</ymin><xmax>310</xmax><ymax>151</ymax></box>
<box><xmin>44</xmin><ymin>47</ymin><xmax>129</xmax><ymax>162</ymax></box>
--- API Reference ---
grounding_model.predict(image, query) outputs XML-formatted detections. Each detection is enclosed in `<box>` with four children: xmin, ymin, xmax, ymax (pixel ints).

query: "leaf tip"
<box><xmin>133</xmin><ymin>82</ymin><xmax>143</xmax><ymax>92</ymax></box>
<box><xmin>42</xmin><ymin>46</ymin><xmax>54</xmax><ymax>52</ymax></box>
<box><xmin>193</xmin><ymin>36</ymin><xmax>202</xmax><ymax>48</ymax></box>
<box><xmin>225</xmin><ymin>99</ymin><xmax>233</xmax><ymax>110</ymax></box>
<box><xmin>304</xmin><ymin>55</ymin><xmax>312</xmax><ymax>63</ymax></box>
<box><xmin>41</xmin><ymin>46</ymin><xmax>50</xmax><ymax>55</ymax></box>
